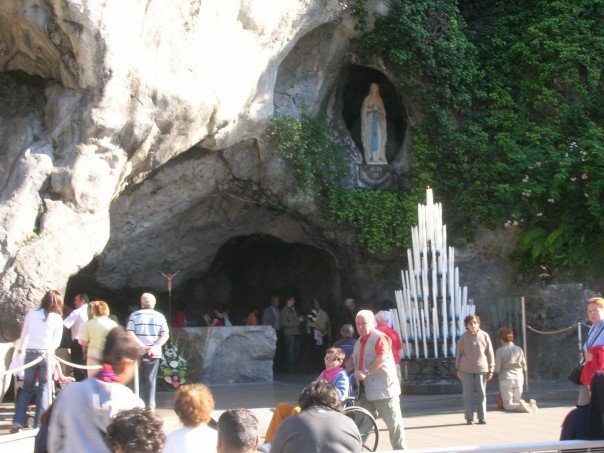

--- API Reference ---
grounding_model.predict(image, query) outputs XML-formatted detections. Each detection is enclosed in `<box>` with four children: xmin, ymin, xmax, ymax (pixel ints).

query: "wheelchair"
<box><xmin>343</xmin><ymin>404</ymin><xmax>380</xmax><ymax>451</ymax></box>
<box><xmin>342</xmin><ymin>377</ymin><xmax>380</xmax><ymax>452</ymax></box>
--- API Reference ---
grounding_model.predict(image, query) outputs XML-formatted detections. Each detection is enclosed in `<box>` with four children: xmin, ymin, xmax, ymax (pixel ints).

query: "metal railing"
<box><xmin>401</xmin><ymin>439</ymin><xmax>604</xmax><ymax>453</ymax></box>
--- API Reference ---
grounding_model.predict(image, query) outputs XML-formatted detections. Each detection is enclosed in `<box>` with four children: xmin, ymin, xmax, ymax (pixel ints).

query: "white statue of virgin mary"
<box><xmin>361</xmin><ymin>83</ymin><xmax>388</xmax><ymax>164</ymax></box>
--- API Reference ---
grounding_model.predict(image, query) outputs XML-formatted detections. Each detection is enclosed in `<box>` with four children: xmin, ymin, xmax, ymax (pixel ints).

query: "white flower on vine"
<box><xmin>170</xmin><ymin>361</ymin><xmax>179</xmax><ymax>368</ymax></box>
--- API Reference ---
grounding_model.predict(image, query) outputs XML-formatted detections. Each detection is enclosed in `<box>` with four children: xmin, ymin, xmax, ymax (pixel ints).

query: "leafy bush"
<box><xmin>267</xmin><ymin>1</ymin><xmax>603</xmax><ymax>275</ymax></box>
<box><xmin>267</xmin><ymin>115</ymin><xmax>418</xmax><ymax>253</ymax></box>
<box><xmin>267</xmin><ymin>115</ymin><xmax>348</xmax><ymax>196</ymax></box>
<box><xmin>353</xmin><ymin>0</ymin><xmax>603</xmax><ymax>274</ymax></box>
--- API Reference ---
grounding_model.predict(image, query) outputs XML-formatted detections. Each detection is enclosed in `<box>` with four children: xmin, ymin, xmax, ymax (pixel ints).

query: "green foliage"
<box><xmin>267</xmin><ymin>115</ymin><xmax>348</xmax><ymax>196</ymax></box>
<box><xmin>354</xmin><ymin>0</ymin><xmax>604</xmax><ymax>274</ymax></box>
<box><xmin>267</xmin><ymin>1</ymin><xmax>604</xmax><ymax>271</ymax></box>
<box><xmin>324</xmin><ymin>187</ymin><xmax>419</xmax><ymax>253</ymax></box>
<box><xmin>267</xmin><ymin>115</ymin><xmax>417</xmax><ymax>254</ymax></box>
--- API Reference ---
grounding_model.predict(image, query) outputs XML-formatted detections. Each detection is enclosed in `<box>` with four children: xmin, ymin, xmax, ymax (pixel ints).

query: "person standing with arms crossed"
<box><xmin>127</xmin><ymin>292</ymin><xmax>169</xmax><ymax>411</ymax></box>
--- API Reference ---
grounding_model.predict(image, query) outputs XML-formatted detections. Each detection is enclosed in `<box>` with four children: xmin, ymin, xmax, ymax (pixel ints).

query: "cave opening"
<box><xmin>67</xmin><ymin>234</ymin><xmax>342</xmax><ymax>330</ymax></box>
<box><xmin>175</xmin><ymin>234</ymin><xmax>341</xmax><ymax>327</ymax></box>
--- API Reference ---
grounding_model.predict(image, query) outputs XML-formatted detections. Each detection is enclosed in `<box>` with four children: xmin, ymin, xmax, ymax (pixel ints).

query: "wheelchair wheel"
<box><xmin>343</xmin><ymin>405</ymin><xmax>379</xmax><ymax>452</ymax></box>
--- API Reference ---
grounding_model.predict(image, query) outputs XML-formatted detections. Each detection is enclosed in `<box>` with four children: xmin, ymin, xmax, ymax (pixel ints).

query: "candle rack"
<box><xmin>392</xmin><ymin>188</ymin><xmax>476</xmax><ymax>363</ymax></box>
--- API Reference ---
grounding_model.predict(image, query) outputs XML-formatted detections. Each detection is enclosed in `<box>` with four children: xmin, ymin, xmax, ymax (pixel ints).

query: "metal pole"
<box><xmin>47</xmin><ymin>352</ymin><xmax>53</xmax><ymax>407</ymax></box>
<box><xmin>578</xmin><ymin>322</ymin><xmax>584</xmax><ymax>361</ymax></box>
<box><xmin>521</xmin><ymin>296</ymin><xmax>528</xmax><ymax>391</ymax></box>
<box><xmin>134</xmin><ymin>359</ymin><xmax>140</xmax><ymax>397</ymax></box>
<box><xmin>168</xmin><ymin>291</ymin><xmax>172</xmax><ymax>328</ymax></box>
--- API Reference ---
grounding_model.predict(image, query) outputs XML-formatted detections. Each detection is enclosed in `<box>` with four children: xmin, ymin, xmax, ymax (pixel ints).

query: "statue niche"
<box><xmin>361</xmin><ymin>83</ymin><xmax>388</xmax><ymax>165</ymax></box>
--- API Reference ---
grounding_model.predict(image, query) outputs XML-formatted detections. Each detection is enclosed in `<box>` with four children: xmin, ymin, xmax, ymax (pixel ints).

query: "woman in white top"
<box><xmin>11</xmin><ymin>290</ymin><xmax>64</xmax><ymax>432</ymax></box>
<box><xmin>164</xmin><ymin>383</ymin><xmax>217</xmax><ymax>453</ymax></box>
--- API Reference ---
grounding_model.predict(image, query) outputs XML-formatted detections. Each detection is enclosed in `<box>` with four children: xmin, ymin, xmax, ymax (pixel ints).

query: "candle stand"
<box><xmin>401</xmin><ymin>357</ymin><xmax>461</xmax><ymax>395</ymax></box>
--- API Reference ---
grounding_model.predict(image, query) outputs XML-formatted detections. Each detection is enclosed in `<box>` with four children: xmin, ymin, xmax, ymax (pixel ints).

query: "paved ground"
<box><xmin>0</xmin><ymin>375</ymin><xmax>580</xmax><ymax>452</ymax></box>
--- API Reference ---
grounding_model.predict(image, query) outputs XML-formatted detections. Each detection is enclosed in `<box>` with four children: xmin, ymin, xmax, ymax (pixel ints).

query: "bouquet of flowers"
<box><xmin>158</xmin><ymin>337</ymin><xmax>189</xmax><ymax>389</ymax></box>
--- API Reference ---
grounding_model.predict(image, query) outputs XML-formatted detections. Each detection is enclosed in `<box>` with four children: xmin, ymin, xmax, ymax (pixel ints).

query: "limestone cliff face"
<box><xmin>0</xmin><ymin>0</ymin><xmax>369</xmax><ymax>339</ymax></box>
<box><xmin>0</xmin><ymin>1</ymin><xmax>598</xmax><ymax>383</ymax></box>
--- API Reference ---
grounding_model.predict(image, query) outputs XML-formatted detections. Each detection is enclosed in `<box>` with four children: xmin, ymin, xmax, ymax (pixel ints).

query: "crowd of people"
<box><xmin>7</xmin><ymin>289</ymin><xmax>604</xmax><ymax>451</ymax></box>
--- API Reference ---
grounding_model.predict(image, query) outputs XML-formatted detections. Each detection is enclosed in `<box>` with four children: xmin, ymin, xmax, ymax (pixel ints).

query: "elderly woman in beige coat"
<box><xmin>456</xmin><ymin>314</ymin><xmax>495</xmax><ymax>425</ymax></box>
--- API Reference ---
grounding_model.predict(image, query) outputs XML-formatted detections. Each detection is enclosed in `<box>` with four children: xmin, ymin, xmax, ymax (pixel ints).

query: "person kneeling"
<box><xmin>495</xmin><ymin>327</ymin><xmax>537</xmax><ymax>413</ymax></box>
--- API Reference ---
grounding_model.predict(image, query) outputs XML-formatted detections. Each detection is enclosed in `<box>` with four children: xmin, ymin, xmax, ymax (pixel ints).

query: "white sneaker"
<box><xmin>529</xmin><ymin>399</ymin><xmax>539</xmax><ymax>413</ymax></box>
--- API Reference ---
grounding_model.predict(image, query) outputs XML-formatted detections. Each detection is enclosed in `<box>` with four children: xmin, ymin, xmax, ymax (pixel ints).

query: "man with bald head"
<box><xmin>127</xmin><ymin>292</ymin><xmax>169</xmax><ymax>411</ymax></box>
<box><xmin>353</xmin><ymin>309</ymin><xmax>406</xmax><ymax>450</ymax></box>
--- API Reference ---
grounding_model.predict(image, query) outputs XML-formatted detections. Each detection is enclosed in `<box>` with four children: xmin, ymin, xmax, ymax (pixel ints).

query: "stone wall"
<box><xmin>173</xmin><ymin>326</ymin><xmax>276</xmax><ymax>384</ymax></box>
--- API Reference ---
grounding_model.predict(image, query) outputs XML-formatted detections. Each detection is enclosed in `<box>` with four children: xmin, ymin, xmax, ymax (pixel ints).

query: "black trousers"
<box><xmin>70</xmin><ymin>339</ymin><xmax>86</xmax><ymax>381</ymax></box>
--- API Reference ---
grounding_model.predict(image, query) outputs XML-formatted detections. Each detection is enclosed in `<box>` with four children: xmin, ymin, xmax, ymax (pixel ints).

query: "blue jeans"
<box><xmin>139</xmin><ymin>357</ymin><xmax>160</xmax><ymax>409</ymax></box>
<box><xmin>284</xmin><ymin>334</ymin><xmax>300</xmax><ymax>372</ymax></box>
<box><xmin>13</xmin><ymin>350</ymin><xmax>51</xmax><ymax>428</ymax></box>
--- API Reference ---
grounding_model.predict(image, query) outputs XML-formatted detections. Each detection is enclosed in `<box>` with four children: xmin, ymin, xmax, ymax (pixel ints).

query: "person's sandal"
<box><xmin>9</xmin><ymin>425</ymin><xmax>22</xmax><ymax>433</ymax></box>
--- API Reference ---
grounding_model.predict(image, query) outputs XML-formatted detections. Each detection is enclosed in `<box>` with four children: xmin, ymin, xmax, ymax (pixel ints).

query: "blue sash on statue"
<box><xmin>370</xmin><ymin>111</ymin><xmax>378</xmax><ymax>152</ymax></box>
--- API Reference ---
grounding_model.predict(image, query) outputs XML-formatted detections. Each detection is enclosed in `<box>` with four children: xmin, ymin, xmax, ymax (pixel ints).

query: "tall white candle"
<box><xmin>433</xmin><ymin>305</ymin><xmax>438</xmax><ymax>358</ymax></box>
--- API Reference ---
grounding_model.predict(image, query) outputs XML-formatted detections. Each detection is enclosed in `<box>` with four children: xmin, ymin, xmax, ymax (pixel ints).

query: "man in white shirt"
<box><xmin>63</xmin><ymin>293</ymin><xmax>89</xmax><ymax>381</ymax></box>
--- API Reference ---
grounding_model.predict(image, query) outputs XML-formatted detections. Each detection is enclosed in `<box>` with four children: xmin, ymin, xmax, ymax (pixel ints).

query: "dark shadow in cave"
<box><xmin>176</xmin><ymin>234</ymin><xmax>340</xmax><ymax>327</ymax></box>
<box><xmin>66</xmin><ymin>234</ymin><xmax>341</xmax><ymax>331</ymax></box>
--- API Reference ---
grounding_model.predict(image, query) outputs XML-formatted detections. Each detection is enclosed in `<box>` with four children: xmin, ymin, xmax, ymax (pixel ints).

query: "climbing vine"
<box><xmin>353</xmin><ymin>0</ymin><xmax>604</xmax><ymax>274</ymax></box>
<box><xmin>266</xmin><ymin>115</ymin><xmax>348</xmax><ymax>196</ymax></box>
<box><xmin>267</xmin><ymin>115</ymin><xmax>418</xmax><ymax>253</ymax></box>
<box><xmin>267</xmin><ymin>1</ymin><xmax>603</xmax><ymax>276</ymax></box>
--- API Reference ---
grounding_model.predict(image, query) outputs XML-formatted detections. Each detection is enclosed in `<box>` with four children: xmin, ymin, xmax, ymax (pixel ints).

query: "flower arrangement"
<box><xmin>158</xmin><ymin>337</ymin><xmax>189</xmax><ymax>389</ymax></box>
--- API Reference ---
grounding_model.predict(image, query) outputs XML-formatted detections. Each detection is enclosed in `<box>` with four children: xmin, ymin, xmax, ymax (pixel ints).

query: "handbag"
<box><xmin>568</xmin><ymin>362</ymin><xmax>584</xmax><ymax>385</ymax></box>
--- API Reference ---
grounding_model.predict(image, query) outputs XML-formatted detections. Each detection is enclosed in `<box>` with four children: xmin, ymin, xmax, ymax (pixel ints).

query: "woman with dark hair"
<box><xmin>307</xmin><ymin>298</ymin><xmax>330</xmax><ymax>371</ymax></box>
<box><xmin>281</xmin><ymin>296</ymin><xmax>302</xmax><ymax>373</ymax></box>
<box><xmin>105</xmin><ymin>407</ymin><xmax>165</xmax><ymax>453</ymax></box>
<box><xmin>455</xmin><ymin>314</ymin><xmax>495</xmax><ymax>425</ymax></box>
<box><xmin>270</xmin><ymin>380</ymin><xmax>361</xmax><ymax>453</ymax></box>
<box><xmin>48</xmin><ymin>326</ymin><xmax>144</xmax><ymax>452</ymax></box>
<box><xmin>10</xmin><ymin>290</ymin><xmax>64</xmax><ymax>432</ymax></box>
<box><xmin>561</xmin><ymin>370</ymin><xmax>604</xmax><ymax>440</ymax></box>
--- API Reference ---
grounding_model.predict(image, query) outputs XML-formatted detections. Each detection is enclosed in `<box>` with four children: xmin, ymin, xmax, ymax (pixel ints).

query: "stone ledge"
<box><xmin>172</xmin><ymin>326</ymin><xmax>276</xmax><ymax>384</ymax></box>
